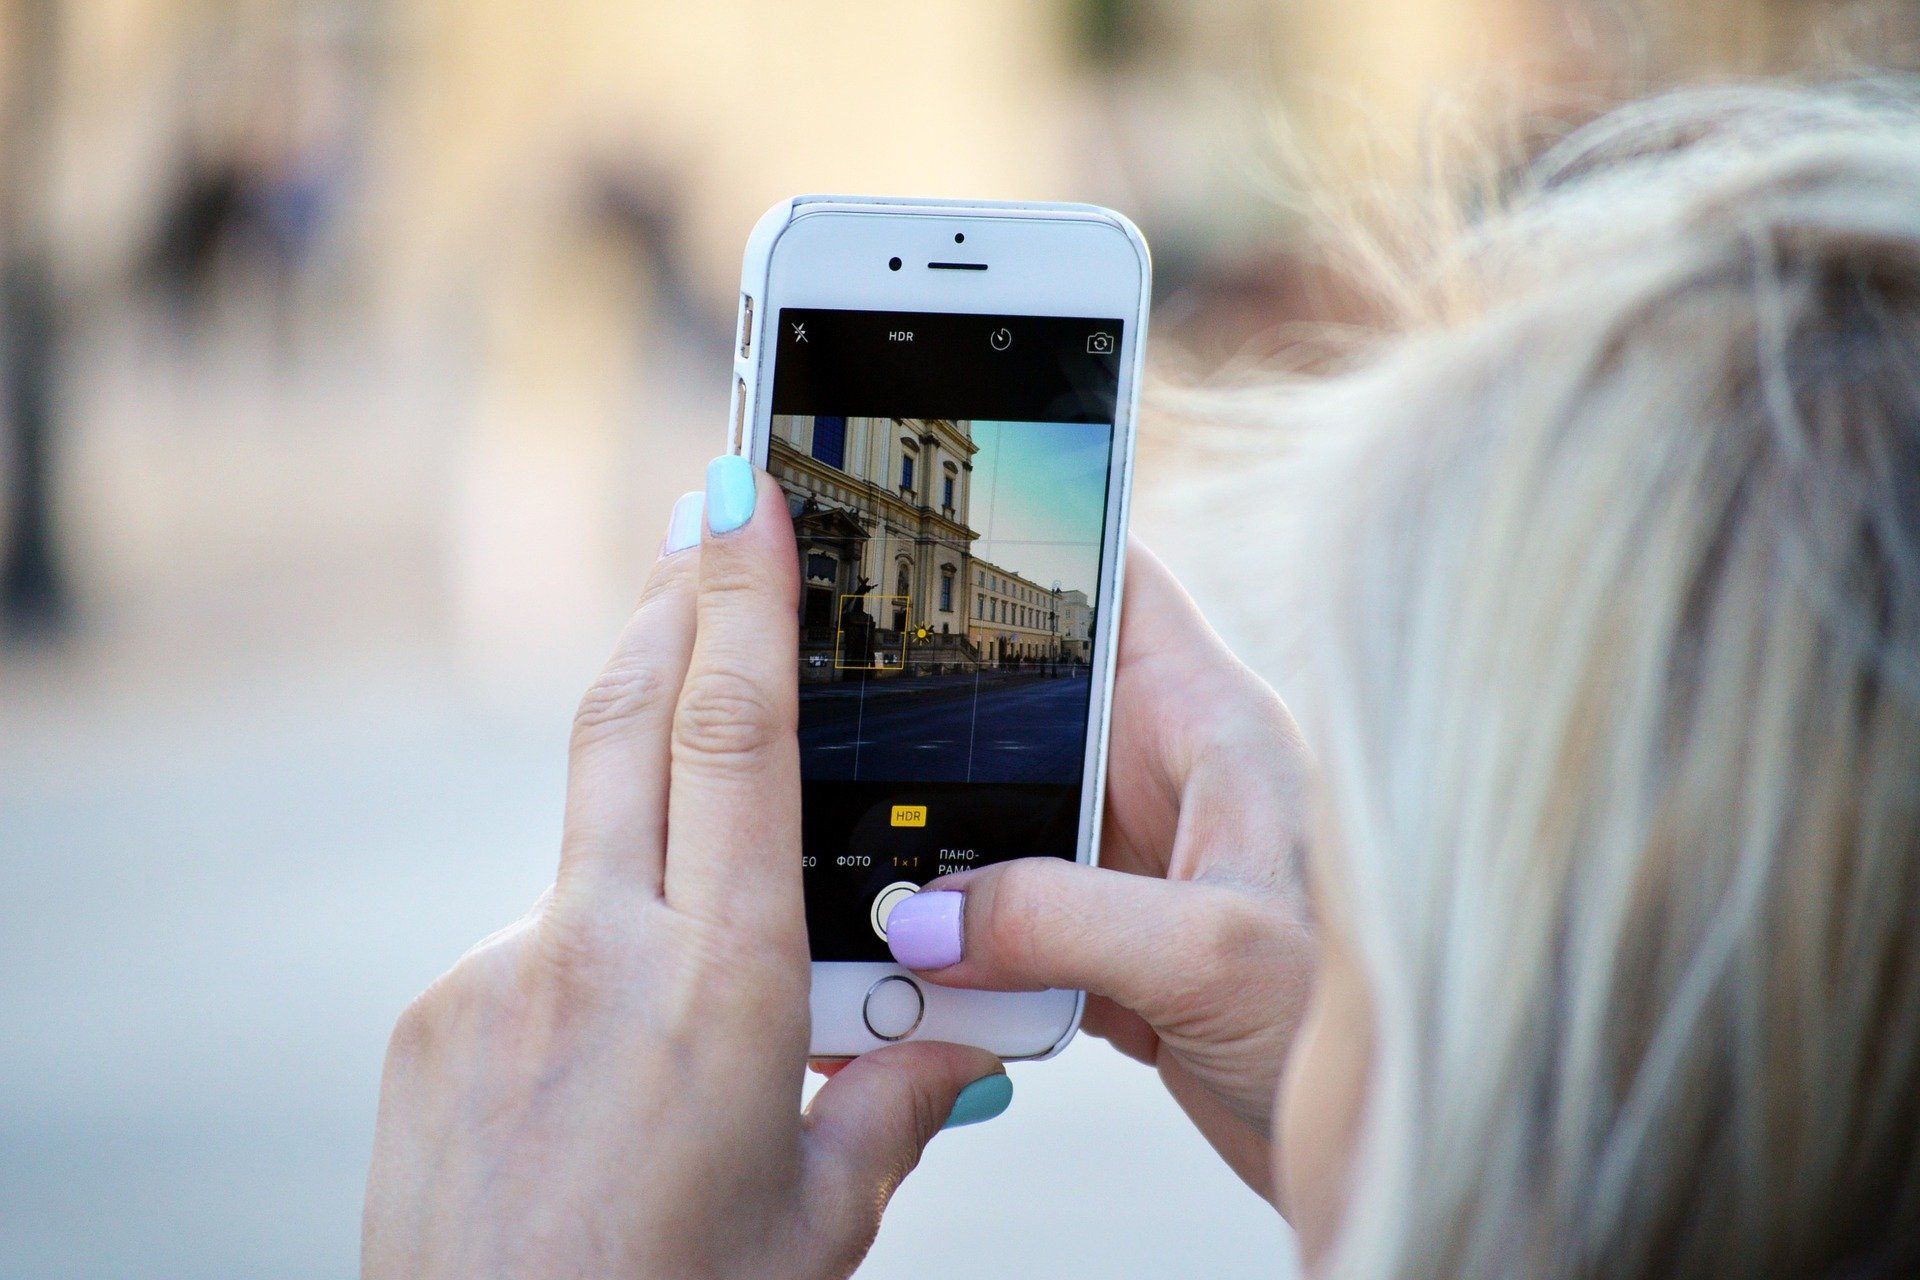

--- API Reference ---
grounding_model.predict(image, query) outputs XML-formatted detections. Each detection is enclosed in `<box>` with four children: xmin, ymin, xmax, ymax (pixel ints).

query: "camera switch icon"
<box><xmin>1086</xmin><ymin>331</ymin><xmax>1115</xmax><ymax>354</ymax></box>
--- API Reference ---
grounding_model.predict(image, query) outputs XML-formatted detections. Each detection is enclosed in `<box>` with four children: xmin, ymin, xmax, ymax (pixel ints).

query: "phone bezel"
<box><xmin>733</xmin><ymin>197</ymin><xmax>1149</xmax><ymax>1059</ymax></box>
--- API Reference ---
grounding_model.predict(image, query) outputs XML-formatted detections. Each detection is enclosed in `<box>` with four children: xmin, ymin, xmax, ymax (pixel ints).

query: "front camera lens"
<box><xmin>954</xmin><ymin>232</ymin><xmax>965</xmax><ymax>244</ymax></box>
<box><xmin>888</xmin><ymin>256</ymin><xmax>902</xmax><ymax>271</ymax></box>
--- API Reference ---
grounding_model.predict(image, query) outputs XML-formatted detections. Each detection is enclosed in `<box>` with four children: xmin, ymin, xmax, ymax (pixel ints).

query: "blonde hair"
<box><xmin>1225</xmin><ymin>84</ymin><xmax>1920</xmax><ymax>1278</ymax></box>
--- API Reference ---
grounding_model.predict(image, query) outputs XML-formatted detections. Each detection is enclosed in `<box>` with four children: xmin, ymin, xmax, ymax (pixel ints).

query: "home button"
<box><xmin>862</xmin><ymin>975</ymin><xmax>925</xmax><ymax>1041</ymax></box>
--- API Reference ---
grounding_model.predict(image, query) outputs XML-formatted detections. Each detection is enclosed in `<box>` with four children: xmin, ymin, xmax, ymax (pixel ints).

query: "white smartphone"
<box><xmin>730</xmin><ymin>196</ymin><xmax>1149</xmax><ymax>1059</ymax></box>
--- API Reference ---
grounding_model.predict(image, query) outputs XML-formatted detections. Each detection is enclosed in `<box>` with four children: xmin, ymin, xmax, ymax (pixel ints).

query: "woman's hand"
<box><xmin>883</xmin><ymin>542</ymin><xmax>1316</xmax><ymax>1201</ymax></box>
<box><xmin>363</xmin><ymin>459</ymin><xmax>1006</xmax><ymax>1280</ymax></box>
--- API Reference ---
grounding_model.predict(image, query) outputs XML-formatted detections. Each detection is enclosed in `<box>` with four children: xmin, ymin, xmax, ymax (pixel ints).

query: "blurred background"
<box><xmin>3</xmin><ymin>2</ymin><xmax>1917</xmax><ymax>1276</ymax></box>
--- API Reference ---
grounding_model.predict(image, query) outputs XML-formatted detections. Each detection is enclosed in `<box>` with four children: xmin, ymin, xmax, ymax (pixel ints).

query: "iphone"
<box><xmin>731</xmin><ymin>196</ymin><xmax>1149</xmax><ymax>1058</ymax></box>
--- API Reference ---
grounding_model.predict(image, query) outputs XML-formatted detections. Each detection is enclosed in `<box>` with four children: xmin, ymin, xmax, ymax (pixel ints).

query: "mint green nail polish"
<box><xmin>705</xmin><ymin>454</ymin><xmax>757</xmax><ymax>533</ymax></box>
<box><xmin>942</xmin><ymin>1074</ymin><xmax>1012</xmax><ymax>1130</ymax></box>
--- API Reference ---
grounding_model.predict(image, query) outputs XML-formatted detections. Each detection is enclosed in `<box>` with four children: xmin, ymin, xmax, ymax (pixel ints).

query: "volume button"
<box><xmin>737</xmin><ymin>294</ymin><xmax>754</xmax><ymax>358</ymax></box>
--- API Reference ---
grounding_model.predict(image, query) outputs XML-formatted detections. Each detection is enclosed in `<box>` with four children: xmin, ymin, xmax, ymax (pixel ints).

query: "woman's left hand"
<box><xmin>362</xmin><ymin>459</ymin><xmax>1005</xmax><ymax>1280</ymax></box>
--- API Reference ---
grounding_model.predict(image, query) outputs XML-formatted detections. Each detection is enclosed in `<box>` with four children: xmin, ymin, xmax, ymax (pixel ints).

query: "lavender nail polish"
<box><xmin>663</xmin><ymin>491</ymin><xmax>704</xmax><ymax>555</ymax></box>
<box><xmin>886</xmin><ymin>891</ymin><xmax>964</xmax><ymax>970</ymax></box>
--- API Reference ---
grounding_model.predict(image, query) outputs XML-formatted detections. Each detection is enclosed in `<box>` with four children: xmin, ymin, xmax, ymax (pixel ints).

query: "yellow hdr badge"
<box><xmin>890</xmin><ymin>805</ymin><xmax>928</xmax><ymax>828</ymax></box>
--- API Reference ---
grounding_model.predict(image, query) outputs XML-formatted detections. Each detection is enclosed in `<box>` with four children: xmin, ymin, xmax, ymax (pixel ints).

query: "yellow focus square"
<box><xmin>890</xmin><ymin>804</ymin><xmax>928</xmax><ymax>828</ymax></box>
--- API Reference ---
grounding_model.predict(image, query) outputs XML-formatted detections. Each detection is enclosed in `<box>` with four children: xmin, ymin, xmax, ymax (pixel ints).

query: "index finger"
<box><xmin>664</xmin><ymin>457</ymin><xmax>805</xmax><ymax>937</ymax></box>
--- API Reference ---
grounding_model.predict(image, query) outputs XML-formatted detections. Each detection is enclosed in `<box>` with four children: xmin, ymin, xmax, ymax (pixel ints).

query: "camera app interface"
<box><xmin>768</xmin><ymin>307</ymin><xmax>1123</xmax><ymax>960</ymax></box>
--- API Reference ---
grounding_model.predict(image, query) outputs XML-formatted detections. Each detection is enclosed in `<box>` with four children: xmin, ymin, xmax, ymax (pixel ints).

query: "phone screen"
<box><xmin>766</xmin><ymin>307</ymin><xmax>1125</xmax><ymax>961</ymax></box>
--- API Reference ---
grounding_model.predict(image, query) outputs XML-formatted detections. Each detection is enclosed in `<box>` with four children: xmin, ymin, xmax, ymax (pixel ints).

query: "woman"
<box><xmin>362</xmin><ymin>86</ymin><xmax>1919</xmax><ymax>1278</ymax></box>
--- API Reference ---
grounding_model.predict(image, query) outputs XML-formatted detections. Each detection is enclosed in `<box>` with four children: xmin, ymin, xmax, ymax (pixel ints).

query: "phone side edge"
<box><xmin>1024</xmin><ymin>207</ymin><xmax>1151</xmax><ymax>1062</ymax></box>
<box><xmin>733</xmin><ymin>198</ymin><xmax>800</xmax><ymax>458</ymax></box>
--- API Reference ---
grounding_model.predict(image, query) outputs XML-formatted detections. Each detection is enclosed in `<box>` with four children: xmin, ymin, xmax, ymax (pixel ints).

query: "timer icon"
<box><xmin>989</xmin><ymin>327</ymin><xmax>1013</xmax><ymax>351</ymax></box>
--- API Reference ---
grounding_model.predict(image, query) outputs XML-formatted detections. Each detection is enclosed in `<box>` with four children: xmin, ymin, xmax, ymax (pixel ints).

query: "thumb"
<box><xmin>802</xmin><ymin>1042</ymin><xmax>1009</xmax><ymax>1248</ymax></box>
<box><xmin>885</xmin><ymin>858</ymin><xmax>1295</xmax><ymax>1032</ymax></box>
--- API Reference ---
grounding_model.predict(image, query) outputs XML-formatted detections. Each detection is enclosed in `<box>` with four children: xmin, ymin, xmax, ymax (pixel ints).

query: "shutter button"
<box><xmin>862</xmin><ymin>975</ymin><xmax>924</xmax><ymax>1041</ymax></box>
<box><xmin>870</xmin><ymin>880</ymin><xmax>919</xmax><ymax>940</ymax></box>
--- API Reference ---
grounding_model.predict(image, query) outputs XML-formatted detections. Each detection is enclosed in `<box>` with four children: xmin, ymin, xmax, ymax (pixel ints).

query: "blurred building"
<box><xmin>10</xmin><ymin>0</ymin><xmax>1920</xmax><ymax>652</ymax></box>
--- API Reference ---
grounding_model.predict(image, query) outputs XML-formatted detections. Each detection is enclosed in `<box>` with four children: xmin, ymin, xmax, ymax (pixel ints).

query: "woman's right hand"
<box><xmin>882</xmin><ymin>543</ymin><xmax>1318</xmax><ymax>1201</ymax></box>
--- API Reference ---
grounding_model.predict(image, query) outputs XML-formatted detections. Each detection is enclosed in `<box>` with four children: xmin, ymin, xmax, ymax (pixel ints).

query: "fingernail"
<box><xmin>942</xmin><ymin>1074</ymin><xmax>1012</xmax><ymax>1130</ymax></box>
<box><xmin>662</xmin><ymin>491</ymin><xmax>704</xmax><ymax>555</ymax></box>
<box><xmin>705</xmin><ymin>454</ymin><xmax>757</xmax><ymax>534</ymax></box>
<box><xmin>886</xmin><ymin>891</ymin><xmax>964</xmax><ymax>970</ymax></box>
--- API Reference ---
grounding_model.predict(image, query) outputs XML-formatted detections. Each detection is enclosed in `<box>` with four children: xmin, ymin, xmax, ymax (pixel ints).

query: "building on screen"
<box><xmin>966</xmin><ymin>564</ymin><xmax>1062</xmax><ymax>667</ymax></box>
<box><xmin>768</xmin><ymin>414</ymin><xmax>1088</xmax><ymax>679</ymax></box>
<box><xmin>1057</xmin><ymin>589</ymin><xmax>1093</xmax><ymax>663</ymax></box>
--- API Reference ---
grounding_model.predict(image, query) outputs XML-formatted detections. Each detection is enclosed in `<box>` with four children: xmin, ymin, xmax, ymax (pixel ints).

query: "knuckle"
<box><xmin>384</xmin><ymin>897</ymin><xmax>652</xmax><ymax>1079</ymax></box>
<box><xmin>633</xmin><ymin>555</ymin><xmax>692</xmax><ymax>612</ymax></box>
<box><xmin>534</xmin><ymin>906</ymin><xmax>616</xmax><ymax>984</ymax></box>
<box><xmin>905</xmin><ymin>1083</ymin><xmax>955</xmax><ymax>1147</ymax></box>
<box><xmin>705</xmin><ymin>539</ymin><xmax>803</xmax><ymax>615</ymax></box>
<box><xmin>513</xmin><ymin>918</ymin><xmax>647</xmax><ymax>1040</ymax></box>
<box><xmin>532</xmin><ymin>894</ymin><xmax>656</xmax><ymax>995</ymax></box>
<box><xmin>1190</xmin><ymin>713</ymin><xmax>1286</xmax><ymax>781</ymax></box>
<box><xmin>383</xmin><ymin>958</ymin><xmax>491</xmax><ymax>1068</ymax></box>
<box><xmin>673</xmin><ymin>668</ymin><xmax>787</xmax><ymax>766</ymax></box>
<box><xmin>1195</xmin><ymin>894</ymin><xmax>1277</xmax><ymax>987</ymax></box>
<box><xmin>699</xmin><ymin>542</ymin><xmax>774</xmax><ymax>602</ymax></box>
<box><xmin>976</xmin><ymin>863</ymin><xmax>1050</xmax><ymax>973</ymax></box>
<box><xmin>384</xmin><ymin>989</ymin><xmax>442</xmax><ymax>1065</ymax></box>
<box><xmin>674</xmin><ymin>911</ymin><xmax>806</xmax><ymax>1016</ymax></box>
<box><xmin>573</xmin><ymin>660</ymin><xmax>671</xmax><ymax>745</ymax></box>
